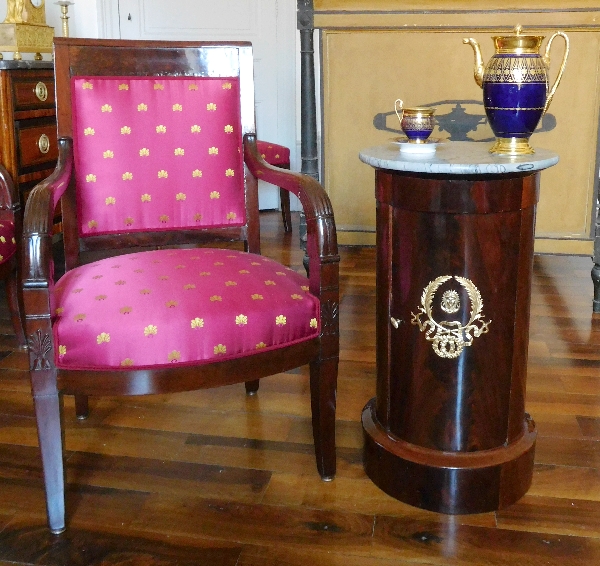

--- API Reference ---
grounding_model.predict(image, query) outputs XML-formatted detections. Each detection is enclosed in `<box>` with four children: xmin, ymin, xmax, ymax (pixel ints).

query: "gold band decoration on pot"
<box><xmin>410</xmin><ymin>275</ymin><xmax>491</xmax><ymax>359</ymax></box>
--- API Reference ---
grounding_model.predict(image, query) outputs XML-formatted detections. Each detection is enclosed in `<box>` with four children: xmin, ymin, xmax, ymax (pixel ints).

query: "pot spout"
<box><xmin>463</xmin><ymin>38</ymin><xmax>484</xmax><ymax>88</ymax></box>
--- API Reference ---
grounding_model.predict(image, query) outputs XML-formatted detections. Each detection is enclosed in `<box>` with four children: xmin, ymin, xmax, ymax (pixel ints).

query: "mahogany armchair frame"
<box><xmin>22</xmin><ymin>38</ymin><xmax>339</xmax><ymax>534</ymax></box>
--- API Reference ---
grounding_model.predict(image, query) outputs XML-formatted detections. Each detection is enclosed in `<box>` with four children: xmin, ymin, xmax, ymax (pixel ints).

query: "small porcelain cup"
<box><xmin>395</xmin><ymin>99</ymin><xmax>436</xmax><ymax>143</ymax></box>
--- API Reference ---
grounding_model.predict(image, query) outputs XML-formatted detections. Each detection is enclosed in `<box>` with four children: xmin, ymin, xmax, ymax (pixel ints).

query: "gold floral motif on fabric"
<box><xmin>191</xmin><ymin>318</ymin><xmax>204</xmax><ymax>328</ymax></box>
<box><xmin>192</xmin><ymin>170</ymin><xmax>202</xmax><ymax>177</ymax></box>
<box><xmin>173</xmin><ymin>104</ymin><xmax>182</xmax><ymax>112</ymax></box>
<box><xmin>207</xmin><ymin>103</ymin><xmax>217</xmax><ymax>111</ymax></box>
<box><xmin>101</xmin><ymin>104</ymin><xmax>112</xmax><ymax>112</ymax></box>
<box><xmin>84</xmin><ymin>127</ymin><xmax>95</xmax><ymax>135</ymax></box>
<box><xmin>156</xmin><ymin>125</ymin><xmax>166</xmax><ymax>133</ymax></box>
<box><xmin>236</xmin><ymin>314</ymin><xmax>248</xmax><ymax>326</ymax></box>
<box><xmin>275</xmin><ymin>315</ymin><xmax>286</xmax><ymax>326</ymax></box>
<box><xmin>103</xmin><ymin>150</ymin><xmax>114</xmax><ymax>159</ymax></box>
<box><xmin>140</xmin><ymin>148</ymin><xmax>150</xmax><ymax>156</ymax></box>
<box><xmin>141</xmin><ymin>194</ymin><xmax>151</xmax><ymax>202</ymax></box>
<box><xmin>144</xmin><ymin>325</ymin><xmax>157</xmax><ymax>336</ymax></box>
<box><xmin>214</xmin><ymin>344</ymin><xmax>226</xmax><ymax>354</ymax></box>
<box><xmin>137</xmin><ymin>103</ymin><xmax>147</xmax><ymax>111</ymax></box>
<box><xmin>83</xmin><ymin>82</ymin><xmax>93</xmax><ymax>90</ymax></box>
<box><xmin>122</xmin><ymin>172</ymin><xmax>133</xmax><ymax>180</ymax></box>
<box><xmin>121</xmin><ymin>126</ymin><xmax>131</xmax><ymax>134</ymax></box>
<box><xmin>86</xmin><ymin>174</ymin><xmax>96</xmax><ymax>182</ymax></box>
<box><xmin>97</xmin><ymin>333</ymin><xmax>110</xmax><ymax>344</ymax></box>
<box><xmin>105</xmin><ymin>197</ymin><xmax>116</xmax><ymax>205</ymax></box>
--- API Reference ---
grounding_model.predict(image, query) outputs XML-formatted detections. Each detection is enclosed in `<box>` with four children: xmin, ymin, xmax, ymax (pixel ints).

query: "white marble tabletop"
<box><xmin>359</xmin><ymin>140</ymin><xmax>559</xmax><ymax>175</ymax></box>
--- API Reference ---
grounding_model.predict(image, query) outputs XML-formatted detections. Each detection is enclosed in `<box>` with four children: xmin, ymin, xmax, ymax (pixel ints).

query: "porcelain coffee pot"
<box><xmin>463</xmin><ymin>25</ymin><xmax>569</xmax><ymax>155</ymax></box>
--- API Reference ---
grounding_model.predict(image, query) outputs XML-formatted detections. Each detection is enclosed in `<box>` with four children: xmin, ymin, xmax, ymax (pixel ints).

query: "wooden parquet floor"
<box><xmin>1</xmin><ymin>211</ymin><xmax>600</xmax><ymax>565</ymax></box>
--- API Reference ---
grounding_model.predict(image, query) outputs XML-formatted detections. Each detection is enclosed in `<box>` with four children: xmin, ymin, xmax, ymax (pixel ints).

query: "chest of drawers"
<box><xmin>0</xmin><ymin>61</ymin><xmax>57</xmax><ymax>211</ymax></box>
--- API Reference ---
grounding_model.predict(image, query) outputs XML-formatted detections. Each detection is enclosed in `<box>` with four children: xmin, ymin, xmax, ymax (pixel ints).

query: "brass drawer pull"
<box><xmin>34</xmin><ymin>81</ymin><xmax>48</xmax><ymax>102</ymax></box>
<box><xmin>390</xmin><ymin>317</ymin><xmax>403</xmax><ymax>329</ymax></box>
<box><xmin>38</xmin><ymin>133</ymin><xmax>50</xmax><ymax>154</ymax></box>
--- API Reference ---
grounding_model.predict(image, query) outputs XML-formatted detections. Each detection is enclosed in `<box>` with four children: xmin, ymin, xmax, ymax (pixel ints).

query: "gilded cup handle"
<box><xmin>394</xmin><ymin>99</ymin><xmax>404</xmax><ymax>124</ymax></box>
<box><xmin>542</xmin><ymin>31</ymin><xmax>569</xmax><ymax>116</ymax></box>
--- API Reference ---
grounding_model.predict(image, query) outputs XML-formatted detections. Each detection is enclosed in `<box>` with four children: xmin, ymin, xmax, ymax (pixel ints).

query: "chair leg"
<box><xmin>280</xmin><ymin>187</ymin><xmax>292</xmax><ymax>233</ymax></box>
<box><xmin>245</xmin><ymin>379</ymin><xmax>260</xmax><ymax>395</ymax></box>
<box><xmin>75</xmin><ymin>394</ymin><xmax>89</xmax><ymax>420</ymax></box>
<box><xmin>309</xmin><ymin>356</ymin><xmax>338</xmax><ymax>480</ymax></box>
<box><xmin>33</xmin><ymin>385</ymin><xmax>66</xmax><ymax>534</ymax></box>
<box><xmin>6</xmin><ymin>267</ymin><xmax>26</xmax><ymax>348</ymax></box>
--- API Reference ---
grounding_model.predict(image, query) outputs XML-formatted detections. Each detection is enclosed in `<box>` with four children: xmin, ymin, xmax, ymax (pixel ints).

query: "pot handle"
<box><xmin>394</xmin><ymin>99</ymin><xmax>404</xmax><ymax>123</ymax></box>
<box><xmin>542</xmin><ymin>31</ymin><xmax>569</xmax><ymax>116</ymax></box>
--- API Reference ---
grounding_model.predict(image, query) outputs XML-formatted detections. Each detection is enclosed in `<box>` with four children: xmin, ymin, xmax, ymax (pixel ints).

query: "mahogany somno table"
<box><xmin>359</xmin><ymin>141</ymin><xmax>558</xmax><ymax>514</ymax></box>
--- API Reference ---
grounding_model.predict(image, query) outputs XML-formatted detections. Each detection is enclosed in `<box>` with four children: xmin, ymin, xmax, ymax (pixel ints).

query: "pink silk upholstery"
<box><xmin>0</xmin><ymin>221</ymin><xmax>16</xmax><ymax>264</ymax></box>
<box><xmin>256</xmin><ymin>140</ymin><xmax>290</xmax><ymax>166</ymax></box>
<box><xmin>52</xmin><ymin>248</ymin><xmax>320</xmax><ymax>370</ymax></box>
<box><xmin>71</xmin><ymin>77</ymin><xmax>246</xmax><ymax>236</ymax></box>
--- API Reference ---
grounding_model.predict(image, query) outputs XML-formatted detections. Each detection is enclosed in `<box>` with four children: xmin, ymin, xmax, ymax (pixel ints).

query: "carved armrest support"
<box><xmin>22</xmin><ymin>138</ymin><xmax>73</xmax><ymax>290</ymax></box>
<box><xmin>244</xmin><ymin>134</ymin><xmax>339</xmax><ymax>349</ymax></box>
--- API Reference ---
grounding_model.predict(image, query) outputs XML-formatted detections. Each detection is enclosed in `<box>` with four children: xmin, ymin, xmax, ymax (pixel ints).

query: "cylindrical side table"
<box><xmin>359</xmin><ymin>141</ymin><xmax>558</xmax><ymax>514</ymax></box>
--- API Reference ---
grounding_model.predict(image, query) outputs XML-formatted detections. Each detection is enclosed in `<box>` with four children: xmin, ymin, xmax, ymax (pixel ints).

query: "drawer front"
<box><xmin>17</xmin><ymin>121</ymin><xmax>58</xmax><ymax>169</ymax></box>
<box><xmin>13</xmin><ymin>76</ymin><xmax>56</xmax><ymax>110</ymax></box>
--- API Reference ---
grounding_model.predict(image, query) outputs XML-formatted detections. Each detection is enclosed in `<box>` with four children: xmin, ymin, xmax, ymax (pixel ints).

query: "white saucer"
<box><xmin>391</xmin><ymin>137</ymin><xmax>442</xmax><ymax>155</ymax></box>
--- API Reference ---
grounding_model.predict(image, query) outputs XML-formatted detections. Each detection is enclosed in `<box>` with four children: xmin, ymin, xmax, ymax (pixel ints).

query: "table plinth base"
<box><xmin>361</xmin><ymin>399</ymin><xmax>537</xmax><ymax>515</ymax></box>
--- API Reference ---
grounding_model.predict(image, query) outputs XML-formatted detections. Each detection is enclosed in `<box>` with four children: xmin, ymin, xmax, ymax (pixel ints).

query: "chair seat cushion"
<box><xmin>256</xmin><ymin>140</ymin><xmax>290</xmax><ymax>166</ymax></box>
<box><xmin>0</xmin><ymin>221</ymin><xmax>16</xmax><ymax>264</ymax></box>
<box><xmin>53</xmin><ymin>248</ymin><xmax>319</xmax><ymax>370</ymax></box>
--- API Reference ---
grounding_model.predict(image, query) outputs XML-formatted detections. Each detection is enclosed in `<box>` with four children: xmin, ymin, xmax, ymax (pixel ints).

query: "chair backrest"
<box><xmin>53</xmin><ymin>38</ymin><xmax>259</xmax><ymax>269</ymax></box>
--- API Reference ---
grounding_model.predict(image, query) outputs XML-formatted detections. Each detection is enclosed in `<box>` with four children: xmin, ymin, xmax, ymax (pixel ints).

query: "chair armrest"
<box><xmin>22</xmin><ymin>137</ymin><xmax>73</xmax><ymax>290</ymax></box>
<box><xmin>243</xmin><ymin>133</ymin><xmax>339</xmax><ymax>270</ymax></box>
<box><xmin>0</xmin><ymin>163</ymin><xmax>20</xmax><ymax>222</ymax></box>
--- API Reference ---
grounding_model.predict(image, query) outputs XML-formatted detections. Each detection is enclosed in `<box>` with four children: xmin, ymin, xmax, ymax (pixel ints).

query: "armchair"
<box><xmin>22</xmin><ymin>38</ymin><xmax>339</xmax><ymax>534</ymax></box>
<box><xmin>0</xmin><ymin>164</ymin><xmax>25</xmax><ymax>348</ymax></box>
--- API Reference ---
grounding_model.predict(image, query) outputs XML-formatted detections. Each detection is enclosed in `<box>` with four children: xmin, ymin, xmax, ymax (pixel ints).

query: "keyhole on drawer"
<box><xmin>128</xmin><ymin>13</ymin><xmax>132</xmax><ymax>20</ymax></box>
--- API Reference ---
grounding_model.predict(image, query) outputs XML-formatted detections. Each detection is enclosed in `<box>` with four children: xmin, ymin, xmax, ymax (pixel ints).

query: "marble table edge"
<box><xmin>359</xmin><ymin>140</ymin><xmax>559</xmax><ymax>175</ymax></box>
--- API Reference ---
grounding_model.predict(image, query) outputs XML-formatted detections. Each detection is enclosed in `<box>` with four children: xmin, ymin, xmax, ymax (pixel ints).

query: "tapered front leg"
<box><xmin>310</xmin><ymin>356</ymin><xmax>338</xmax><ymax>480</ymax></box>
<box><xmin>32</xmin><ymin>370</ymin><xmax>66</xmax><ymax>534</ymax></box>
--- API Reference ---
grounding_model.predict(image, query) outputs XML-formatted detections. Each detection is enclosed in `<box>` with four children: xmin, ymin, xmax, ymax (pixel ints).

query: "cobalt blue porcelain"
<box><xmin>464</xmin><ymin>26</ymin><xmax>569</xmax><ymax>155</ymax></box>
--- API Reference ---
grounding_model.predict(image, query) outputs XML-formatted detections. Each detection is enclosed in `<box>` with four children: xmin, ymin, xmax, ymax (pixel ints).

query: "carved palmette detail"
<box><xmin>28</xmin><ymin>329</ymin><xmax>53</xmax><ymax>370</ymax></box>
<box><xmin>411</xmin><ymin>275</ymin><xmax>491</xmax><ymax>359</ymax></box>
<box><xmin>320</xmin><ymin>300</ymin><xmax>339</xmax><ymax>336</ymax></box>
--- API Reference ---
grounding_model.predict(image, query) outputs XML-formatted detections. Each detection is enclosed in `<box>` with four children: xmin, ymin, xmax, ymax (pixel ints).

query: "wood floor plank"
<box><xmin>497</xmin><ymin>495</ymin><xmax>600</xmax><ymax>538</ymax></box>
<box><xmin>0</xmin><ymin>519</ymin><xmax>242</xmax><ymax>566</ymax></box>
<box><xmin>372</xmin><ymin>515</ymin><xmax>600</xmax><ymax>565</ymax></box>
<box><xmin>1</xmin><ymin>213</ymin><xmax>600</xmax><ymax>564</ymax></box>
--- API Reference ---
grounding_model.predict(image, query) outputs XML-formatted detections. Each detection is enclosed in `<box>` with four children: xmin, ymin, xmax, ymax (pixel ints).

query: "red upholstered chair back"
<box><xmin>55</xmin><ymin>40</ymin><xmax>260</xmax><ymax>269</ymax></box>
<box><xmin>72</xmin><ymin>77</ymin><xmax>246</xmax><ymax>236</ymax></box>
